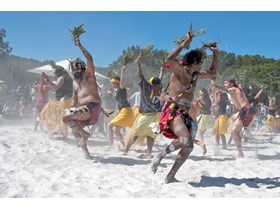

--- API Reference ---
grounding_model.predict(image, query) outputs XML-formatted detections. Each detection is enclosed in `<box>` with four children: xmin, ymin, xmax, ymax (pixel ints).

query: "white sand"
<box><xmin>1</xmin><ymin>118</ymin><xmax>280</xmax><ymax>202</ymax></box>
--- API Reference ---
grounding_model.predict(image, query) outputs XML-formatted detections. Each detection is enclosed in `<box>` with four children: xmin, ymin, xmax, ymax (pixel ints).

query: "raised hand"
<box><xmin>121</xmin><ymin>65</ymin><xmax>127</xmax><ymax>72</ymax></box>
<box><xmin>74</xmin><ymin>35</ymin><xmax>80</xmax><ymax>46</ymax></box>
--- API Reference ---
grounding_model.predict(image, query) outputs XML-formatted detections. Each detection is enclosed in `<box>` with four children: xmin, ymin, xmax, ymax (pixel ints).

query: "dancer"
<box><xmin>151</xmin><ymin>30</ymin><xmax>218</xmax><ymax>183</ymax></box>
<box><xmin>107</xmin><ymin>66</ymin><xmax>134</xmax><ymax>150</ymax></box>
<box><xmin>40</xmin><ymin>65</ymin><xmax>73</xmax><ymax>139</ymax></box>
<box><xmin>212</xmin><ymin>90</ymin><xmax>230</xmax><ymax>149</ymax></box>
<box><xmin>122</xmin><ymin>54</ymin><xmax>163</xmax><ymax>159</ymax></box>
<box><xmin>188</xmin><ymin>97</ymin><xmax>207</xmax><ymax>155</ymax></box>
<box><xmin>34</xmin><ymin>75</ymin><xmax>50</xmax><ymax>131</ymax></box>
<box><xmin>197</xmin><ymin>88</ymin><xmax>212</xmax><ymax>143</ymax></box>
<box><xmin>211</xmin><ymin>78</ymin><xmax>254</xmax><ymax>157</ymax></box>
<box><xmin>259</xmin><ymin>96</ymin><xmax>279</xmax><ymax>132</ymax></box>
<box><xmin>62</xmin><ymin>35</ymin><xmax>102</xmax><ymax>159</ymax></box>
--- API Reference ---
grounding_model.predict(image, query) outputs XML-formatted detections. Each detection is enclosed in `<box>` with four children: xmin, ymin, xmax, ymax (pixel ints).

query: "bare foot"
<box><xmin>118</xmin><ymin>144</ymin><xmax>127</xmax><ymax>153</ymax></box>
<box><xmin>151</xmin><ymin>152</ymin><xmax>162</xmax><ymax>174</ymax></box>
<box><xmin>104</xmin><ymin>145</ymin><xmax>113</xmax><ymax>151</ymax></box>
<box><xmin>236</xmin><ymin>153</ymin><xmax>244</xmax><ymax>158</ymax></box>
<box><xmin>201</xmin><ymin>143</ymin><xmax>207</xmax><ymax>155</ymax></box>
<box><xmin>78</xmin><ymin>138</ymin><xmax>90</xmax><ymax>159</ymax></box>
<box><xmin>164</xmin><ymin>174</ymin><xmax>180</xmax><ymax>184</ymax></box>
<box><xmin>236</xmin><ymin>148</ymin><xmax>244</xmax><ymax>158</ymax></box>
<box><xmin>84</xmin><ymin>154</ymin><xmax>92</xmax><ymax>160</ymax></box>
<box><xmin>137</xmin><ymin>154</ymin><xmax>152</xmax><ymax>159</ymax></box>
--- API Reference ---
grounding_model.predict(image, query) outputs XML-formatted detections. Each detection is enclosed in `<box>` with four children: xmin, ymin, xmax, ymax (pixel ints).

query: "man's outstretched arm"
<box><xmin>74</xmin><ymin>36</ymin><xmax>95</xmax><ymax>77</ymax></box>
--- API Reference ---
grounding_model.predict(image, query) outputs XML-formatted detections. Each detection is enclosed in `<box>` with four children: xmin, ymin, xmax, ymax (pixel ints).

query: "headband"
<box><xmin>149</xmin><ymin>77</ymin><xmax>155</xmax><ymax>85</ymax></box>
<box><xmin>110</xmin><ymin>79</ymin><xmax>120</xmax><ymax>83</ymax></box>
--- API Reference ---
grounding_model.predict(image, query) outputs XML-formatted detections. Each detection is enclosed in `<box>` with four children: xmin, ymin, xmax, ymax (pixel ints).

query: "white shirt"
<box><xmin>129</xmin><ymin>91</ymin><xmax>141</xmax><ymax>107</ymax></box>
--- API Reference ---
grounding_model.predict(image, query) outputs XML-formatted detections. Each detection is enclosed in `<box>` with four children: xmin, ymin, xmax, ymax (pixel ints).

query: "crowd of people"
<box><xmin>1</xmin><ymin>28</ymin><xmax>280</xmax><ymax>184</ymax></box>
<box><xmin>0</xmin><ymin>80</ymin><xmax>45</xmax><ymax>119</ymax></box>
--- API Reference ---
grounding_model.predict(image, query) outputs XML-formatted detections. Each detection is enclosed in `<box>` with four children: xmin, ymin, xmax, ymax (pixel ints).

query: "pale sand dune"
<box><xmin>1</xmin><ymin>118</ymin><xmax>280</xmax><ymax>199</ymax></box>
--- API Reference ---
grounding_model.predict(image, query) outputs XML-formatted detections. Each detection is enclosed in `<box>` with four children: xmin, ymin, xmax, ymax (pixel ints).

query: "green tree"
<box><xmin>0</xmin><ymin>28</ymin><xmax>12</xmax><ymax>57</ymax></box>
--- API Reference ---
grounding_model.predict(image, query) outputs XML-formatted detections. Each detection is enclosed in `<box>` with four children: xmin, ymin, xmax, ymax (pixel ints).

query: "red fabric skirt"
<box><xmin>77</xmin><ymin>103</ymin><xmax>102</xmax><ymax>128</ymax></box>
<box><xmin>159</xmin><ymin>102</ymin><xmax>192</xmax><ymax>139</ymax></box>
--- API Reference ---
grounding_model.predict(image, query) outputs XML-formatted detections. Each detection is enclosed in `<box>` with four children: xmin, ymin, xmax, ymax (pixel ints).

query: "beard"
<box><xmin>73</xmin><ymin>71</ymin><xmax>84</xmax><ymax>81</ymax></box>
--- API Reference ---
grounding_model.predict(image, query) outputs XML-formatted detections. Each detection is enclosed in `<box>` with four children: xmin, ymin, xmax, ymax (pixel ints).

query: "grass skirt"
<box><xmin>40</xmin><ymin>97</ymin><xmax>72</xmax><ymax>138</ymax></box>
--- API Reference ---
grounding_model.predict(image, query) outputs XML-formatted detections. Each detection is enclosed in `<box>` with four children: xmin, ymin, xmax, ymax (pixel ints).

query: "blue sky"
<box><xmin>1</xmin><ymin>11</ymin><xmax>280</xmax><ymax>67</ymax></box>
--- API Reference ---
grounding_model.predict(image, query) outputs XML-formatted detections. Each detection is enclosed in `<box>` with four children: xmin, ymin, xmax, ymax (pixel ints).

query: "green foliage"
<box><xmin>0</xmin><ymin>28</ymin><xmax>13</xmax><ymax>57</ymax></box>
<box><xmin>140</xmin><ymin>44</ymin><xmax>154</xmax><ymax>57</ymax></box>
<box><xmin>158</xmin><ymin>50</ymin><xmax>169</xmax><ymax>68</ymax></box>
<box><xmin>69</xmin><ymin>24</ymin><xmax>86</xmax><ymax>39</ymax></box>
<box><xmin>121</xmin><ymin>52</ymin><xmax>135</xmax><ymax>65</ymax></box>
<box><xmin>174</xmin><ymin>23</ymin><xmax>207</xmax><ymax>50</ymax></box>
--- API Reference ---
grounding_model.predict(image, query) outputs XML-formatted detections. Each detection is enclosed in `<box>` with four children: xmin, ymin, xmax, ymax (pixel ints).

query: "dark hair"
<box><xmin>150</xmin><ymin>77</ymin><xmax>161</xmax><ymax>86</ymax></box>
<box><xmin>182</xmin><ymin>49</ymin><xmax>203</xmax><ymax>65</ymax></box>
<box><xmin>225</xmin><ymin>76</ymin><xmax>236</xmax><ymax>84</ymax></box>
<box><xmin>112</xmin><ymin>75</ymin><xmax>120</xmax><ymax>81</ymax></box>
<box><xmin>54</xmin><ymin>65</ymin><xmax>65</xmax><ymax>76</ymax></box>
<box><xmin>71</xmin><ymin>58</ymin><xmax>86</xmax><ymax>71</ymax></box>
<box><xmin>219</xmin><ymin>92</ymin><xmax>229</xmax><ymax>102</ymax></box>
<box><xmin>55</xmin><ymin>65</ymin><xmax>65</xmax><ymax>72</ymax></box>
<box><xmin>201</xmin><ymin>88</ymin><xmax>211</xmax><ymax>105</ymax></box>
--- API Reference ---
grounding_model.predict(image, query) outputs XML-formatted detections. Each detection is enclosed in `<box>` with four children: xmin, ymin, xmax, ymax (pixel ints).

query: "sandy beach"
<box><xmin>1</xmin><ymin>118</ymin><xmax>280</xmax><ymax>201</ymax></box>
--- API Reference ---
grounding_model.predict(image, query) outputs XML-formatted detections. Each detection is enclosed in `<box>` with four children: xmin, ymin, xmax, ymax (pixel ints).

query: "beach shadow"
<box><xmin>189</xmin><ymin>175</ymin><xmax>280</xmax><ymax>189</ymax></box>
<box><xmin>189</xmin><ymin>156</ymin><xmax>236</xmax><ymax>162</ymax></box>
<box><xmin>91</xmin><ymin>156</ymin><xmax>150</xmax><ymax>166</ymax></box>
<box><xmin>242</xmin><ymin>145</ymin><xmax>268</xmax><ymax>150</ymax></box>
<box><xmin>261</xmin><ymin>133</ymin><xmax>279</xmax><ymax>137</ymax></box>
<box><xmin>86</xmin><ymin>139</ymin><xmax>108</xmax><ymax>147</ymax></box>
<box><xmin>257</xmin><ymin>153</ymin><xmax>280</xmax><ymax>161</ymax></box>
<box><xmin>62</xmin><ymin>137</ymin><xmax>108</xmax><ymax>147</ymax></box>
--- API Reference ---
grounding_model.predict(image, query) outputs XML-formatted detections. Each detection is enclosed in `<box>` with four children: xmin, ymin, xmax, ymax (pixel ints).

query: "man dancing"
<box><xmin>151</xmin><ymin>31</ymin><xmax>218</xmax><ymax>183</ymax></box>
<box><xmin>211</xmin><ymin>78</ymin><xmax>254</xmax><ymax>157</ymax></box>
<box><xmin>63</xmin><ymin>36</ymin><xmax>102</xmax><ymax>159</ymax></box>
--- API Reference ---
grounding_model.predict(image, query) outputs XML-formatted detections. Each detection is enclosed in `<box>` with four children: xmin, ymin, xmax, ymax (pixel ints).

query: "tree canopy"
<box><xmin>0</xmin><ymin>28</ymin><xmax>13</xmax><ymax>57</ymax></box>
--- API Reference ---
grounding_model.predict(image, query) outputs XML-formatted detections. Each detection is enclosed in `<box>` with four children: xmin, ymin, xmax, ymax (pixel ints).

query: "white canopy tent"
<box><xmin>26</xmin><ymin>59</ymin><xmax>108</xmax><ymax>80</ymax></box>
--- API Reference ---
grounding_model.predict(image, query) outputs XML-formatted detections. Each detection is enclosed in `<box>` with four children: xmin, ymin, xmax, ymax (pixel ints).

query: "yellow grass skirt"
<box><xmin>212</xmin><ymin>114</ymin><xmax>229</xmax><ymax>135</ymax></box>
<box><xmin>266</xmin><ymin>114</ymin><xmax>280</xmax><ymax>131</ymax></box>
<box><xmin>197</xmin><ymin>114</ymin><xmax>211</xmax><ymax>131</ymax></box>
<box><xmin>110</xmin><ymin>107</ymin><xmax>134</xmax><ymax>128</ymax></box>
<box><xmin>132</xmin><ymin>106</ymin><xmax>140</xmax><ymax>119</ymax></box>
<box><xmin>134</xmin><ymin>112</ymin><xmax>160</xmax><ymax>139</ymax></box>
<box><xmin>124</xmin><ymin>112</ymin><xmax>160</xmax><ymax>146</ymax></box>
<box><xmin>40</xmin><ymin>97</ymin><xmax>72</xmax><ymax>138</ymax></box>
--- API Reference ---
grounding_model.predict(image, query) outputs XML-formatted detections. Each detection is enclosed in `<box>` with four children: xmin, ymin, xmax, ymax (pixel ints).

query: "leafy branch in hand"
<box><xmin>200</xmin><ymin>41</ymin><xmax>221</xmax><ymax>51</ymax></box>
<box><xmin>158</xmin><ymin>51</ymin><xmax>169</xmax><ymax>67</ymax></box>
<box><xmin>121</xmin><ymin>52</ymin><xmax>135</xmax><ymax>65</ymax></box>
<box><xmin>69</xmin><ymin>24</ymin><xmax>86</xmax><ymax>39</ymax></box>
<box><xmin>173</xmin><ymin>23</ymin><xmax>207</xmax><ymax>50</ymax></box>
<box><xmin>140</xmin><ymin>44</ymin><xmax>154</xmax><ymax>57</ymax></box>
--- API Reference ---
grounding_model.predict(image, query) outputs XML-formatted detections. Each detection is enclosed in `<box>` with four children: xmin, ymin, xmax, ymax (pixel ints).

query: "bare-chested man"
<box><xmin>63</xmin><ymin>36</ymin><xmax>102</xmax><ymax>159</ymax></box>
<box><xmin>151</xmin><ymin>31</ymin><xmax>218</xmax><ymax>183</ymax></box>
<box><xmin>211</xmin><ymin>79</ymin><xmax>254</xmax><ymax>158</ymax></box>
